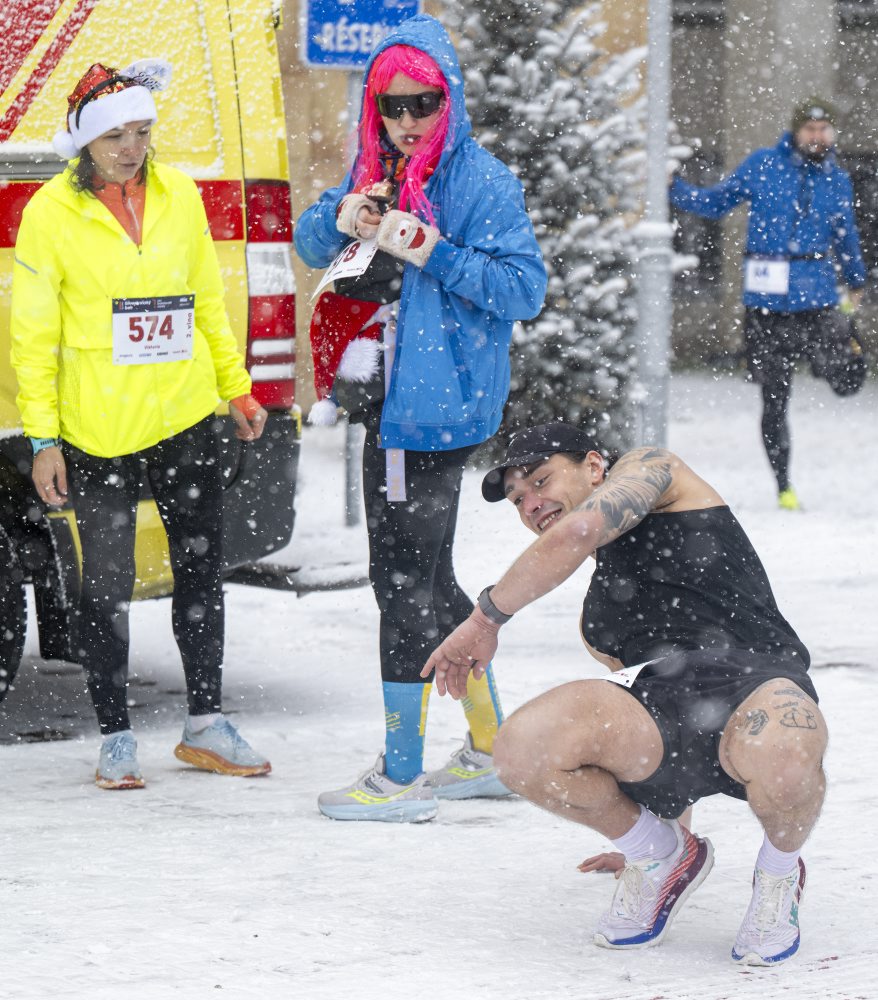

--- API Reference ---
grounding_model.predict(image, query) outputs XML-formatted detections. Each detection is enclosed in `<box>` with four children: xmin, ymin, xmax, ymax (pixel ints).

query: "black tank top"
<box><xmin>580</xmin><ymin>506</ymin><xmax>809</xmax><ymax>668</ymax></box>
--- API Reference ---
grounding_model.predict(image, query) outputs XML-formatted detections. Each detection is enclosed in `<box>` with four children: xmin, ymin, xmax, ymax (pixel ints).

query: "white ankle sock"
<box><xmin>103</xmin><ymin>729</ymin><xmax>133</xmax><ymax>741</ymax></box>
<box><xmin>611</xmin><ymin>806</ymin><xmax>679</xmax><ymax>861</ymax></box>
<box><xmin>756</xmin><ymin>834</ymin><xmax>800</xmax><ymax>876</ymax></box>
<box><xmin>188</xmin><ymin>712</ymin><xmax>221</xmax><ymax>734</ymax></box>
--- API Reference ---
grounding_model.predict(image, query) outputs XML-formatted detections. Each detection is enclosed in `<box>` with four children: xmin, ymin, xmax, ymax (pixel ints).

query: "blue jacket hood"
<box><xmin>358</xmin><ymin>15</ymin><xmax>471</xmax><ymax>167</ymax></box>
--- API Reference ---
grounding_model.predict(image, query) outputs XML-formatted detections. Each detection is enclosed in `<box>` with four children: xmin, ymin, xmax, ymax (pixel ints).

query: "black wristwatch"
<box><xmin>477</xmin><ymin>586</ymin><xmax>513</xmax><ymax>625</ymax></box>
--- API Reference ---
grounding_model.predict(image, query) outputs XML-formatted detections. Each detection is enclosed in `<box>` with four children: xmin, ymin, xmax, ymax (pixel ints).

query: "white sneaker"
<box><xmin>594</xmin><ymin>820</ymin><xmax>714</xmax><ymax>949</ymax></box>
<box><xmin>731</xmin><ymin>859</ymin><xmax>806</xmax><ymax>966</ymax></box>
<box><xmin>317</xmin><ymin>754</ymin><xmax>438</xmax><ymax>823</ymax></box>
<box><xmin>427</xmin><ymin>734</ymin><xmax>513</xmax><ymax>800</ymax></box>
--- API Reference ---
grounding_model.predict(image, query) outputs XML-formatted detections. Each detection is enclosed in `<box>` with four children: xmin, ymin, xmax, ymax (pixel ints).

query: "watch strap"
<box><xmin>477</xmin><ymin>586</ymin><xmax>513</xmax><ymax>625</ymax></box>
<box><xmin>30</xmin><ymin>437</ymin><xmax>60</xmax><ymax>454</ymax></box>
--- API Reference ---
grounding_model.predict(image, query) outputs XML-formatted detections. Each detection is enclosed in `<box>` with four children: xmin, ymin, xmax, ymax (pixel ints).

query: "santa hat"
<box><xmin>308</xmin><ymin>291</ymin><xmax>385</xmax><ymax>426</ymax></box>
<box><xmin>52</xmin><ymin>58</ymin><xmax>172</xmax><ymax>160</ymax></box>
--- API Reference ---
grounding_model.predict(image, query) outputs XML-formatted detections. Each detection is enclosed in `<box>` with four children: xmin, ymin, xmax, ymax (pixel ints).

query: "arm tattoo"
<box><xmin>576</xmin><ymin>448</ymin><xmax>674</xmax><ymax>548</ymax></box>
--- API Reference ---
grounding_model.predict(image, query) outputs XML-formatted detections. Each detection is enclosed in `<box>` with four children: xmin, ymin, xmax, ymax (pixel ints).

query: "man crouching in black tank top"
<box><xmin>422</xmin><ymin>423</ymin><xmax>826</xmax><ymax>968</ymax></box>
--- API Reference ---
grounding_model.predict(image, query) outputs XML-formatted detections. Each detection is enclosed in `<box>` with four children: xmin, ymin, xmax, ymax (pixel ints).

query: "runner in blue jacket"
<box><xmin>670</xmin><ymin>98</ymin><xmax>866</xmax><ymax>508</ymax></box>
<box><xmin>294</xmin><ymin>14</ymin><xmax>547</xmax><ymax>822</ymax></box>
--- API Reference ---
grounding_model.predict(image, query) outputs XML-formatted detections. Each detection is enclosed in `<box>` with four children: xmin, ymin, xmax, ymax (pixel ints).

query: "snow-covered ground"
<box><xmin>2</xmin><ymin>371</ymin><xmax>876</xmax><ymax>1000</ymax></box>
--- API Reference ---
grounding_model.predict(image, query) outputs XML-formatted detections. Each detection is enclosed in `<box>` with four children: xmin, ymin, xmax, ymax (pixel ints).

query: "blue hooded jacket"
<box><xmin>669</xmin><ymin>133</ymin><xmax>866</xmax><ymax>312</ymax></box>
<box><xmin>294</xmin><ymin>14</ymin><xmax>547</xmax><ymax>451</ymax></box>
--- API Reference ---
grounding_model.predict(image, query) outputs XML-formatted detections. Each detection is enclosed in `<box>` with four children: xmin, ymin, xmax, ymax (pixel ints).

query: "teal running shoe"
<box><xmin>174</xmin><ymin>717</ymin><xmax>271</xmax><ymax>777</ymax></box>
<box><xmin>96</xmin><ymin>731</ymin><xmax>145</xmax><ymax>790</ymax></box>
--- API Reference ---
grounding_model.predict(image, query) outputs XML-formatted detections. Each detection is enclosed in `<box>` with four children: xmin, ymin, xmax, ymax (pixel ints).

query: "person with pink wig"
<box><xmin>295</xmin><ymin>14</ymin><xmax>546</xmax><ymax>823</ymax></box>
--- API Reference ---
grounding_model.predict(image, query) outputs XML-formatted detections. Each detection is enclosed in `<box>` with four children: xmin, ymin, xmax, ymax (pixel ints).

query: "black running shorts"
<box><xmin>610</xmin><ymin>648</ymin><xmax>819</xmax><ymax>818</ymax></box>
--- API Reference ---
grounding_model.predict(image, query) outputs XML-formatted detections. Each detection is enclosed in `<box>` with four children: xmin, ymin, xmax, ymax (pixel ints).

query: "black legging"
<box><xmin>361</xmin><ymin>421</ymin><xmax>477</xmax><ymax>683</ymax></box>
<box><xmin>65</xmin><ymin>417</ymin><xmax>225</xmax><ymax>734</ymax></box>
<box><xmin>744</xmin><ymin>307</ymin><xmax>831</xmax><ymax>493</ymax></box>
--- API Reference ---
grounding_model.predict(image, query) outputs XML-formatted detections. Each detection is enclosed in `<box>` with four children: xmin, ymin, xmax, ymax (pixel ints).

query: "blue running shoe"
<box><xmin>427</xmin><ymin>734</ymin><xmax>513</xmax><ymax>800</ymax></box>
<box><xmin>96</xmin><ymin>731</ymin><xmax>145</xmax><ymax>790</ymax></box>
<box><xmin>594</xmin><ymin>820</ymin><xmax>714</xmax><ymax>949</ymax></box>
<box><xmin>731</xmin><ymin>859</ymin><xmax>806</xmax><ymax>966</ymax></box>
<box><xmin>174</xmin><ymin>717</ymin><xmax>271</xmax><ymax>777</ymax></box>
<box><xmin>318</xmin><ymin>754</ymin><xmax>438</xmax><ymax>822</ymax></box>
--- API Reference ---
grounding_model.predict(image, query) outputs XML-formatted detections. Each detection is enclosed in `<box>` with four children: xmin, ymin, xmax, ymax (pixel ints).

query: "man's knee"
<box><xmin>493</xmin><ymin>698</ymin><xmax>550</xmax><ymax>792</ymax></box>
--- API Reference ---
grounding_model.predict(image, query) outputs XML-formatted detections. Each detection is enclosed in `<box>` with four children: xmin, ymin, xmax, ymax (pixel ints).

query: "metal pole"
<box><xmin>634</xmin><ymin>0</ymin><xmax>673</xmax><ymax>447</ymax></box>
<box><xmin>344</xmin><ymin>70</ymin><xmax>364</xmax><ymax>526</ymax></box>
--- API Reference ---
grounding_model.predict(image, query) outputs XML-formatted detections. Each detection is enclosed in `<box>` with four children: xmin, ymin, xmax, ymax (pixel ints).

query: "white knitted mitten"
<box><xmin>375</xmin><ymin>210</ymin><xmax>440</xmax><ymax>268</ymax></box>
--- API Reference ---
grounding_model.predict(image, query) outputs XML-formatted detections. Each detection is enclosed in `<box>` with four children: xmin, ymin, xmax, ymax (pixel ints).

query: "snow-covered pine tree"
<box><xmin>439</xmin><ymin>0</ymin><xmax>645</xmax><ymax>452</ymax></box>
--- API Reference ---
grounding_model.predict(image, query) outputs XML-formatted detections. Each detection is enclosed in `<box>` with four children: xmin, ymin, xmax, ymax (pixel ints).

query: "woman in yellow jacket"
<box><xmin>11</xmin><ymin>60</ymin><xmax>270</xmax><ymax>789</ymax></box>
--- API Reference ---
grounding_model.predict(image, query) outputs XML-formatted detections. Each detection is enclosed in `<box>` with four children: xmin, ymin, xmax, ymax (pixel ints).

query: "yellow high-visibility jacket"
<box><xmin>11</xmin><ymin>160</ymin><xmax>251</xmax><ymax>458</ymax></box>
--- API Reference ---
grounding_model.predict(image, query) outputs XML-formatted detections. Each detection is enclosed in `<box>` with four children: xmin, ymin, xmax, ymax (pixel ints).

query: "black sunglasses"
<box><xmin>375</xmin><ymin>91</ymin><xmax>444</xmax><ymax>120</ymax></box>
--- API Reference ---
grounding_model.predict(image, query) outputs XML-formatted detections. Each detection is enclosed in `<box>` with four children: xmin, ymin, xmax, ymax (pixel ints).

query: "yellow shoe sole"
<box><xmin>173</xmin><ymin>743</ymin><xmax>271</xmax><ymax>777</ymax></box>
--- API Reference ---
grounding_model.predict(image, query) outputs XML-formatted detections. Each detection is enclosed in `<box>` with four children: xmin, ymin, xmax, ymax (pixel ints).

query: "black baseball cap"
<box><xmin>481</xmin><ymin>423</ymin><xmax>600</xmax><ymax>503</ymax></box>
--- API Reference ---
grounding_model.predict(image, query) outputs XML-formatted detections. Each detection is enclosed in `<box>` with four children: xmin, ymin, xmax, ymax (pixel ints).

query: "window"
<box><xmin>673</xmin><ymin>0</ymin><xmax>724</xmax><ymax>25</ymax></box>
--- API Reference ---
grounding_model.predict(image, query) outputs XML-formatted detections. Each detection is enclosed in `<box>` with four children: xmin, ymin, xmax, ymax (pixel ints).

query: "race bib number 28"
<box><xmin>112</xmin><ymin>295</ymin><xmax>195</xmax><ymax>365</ymax></box>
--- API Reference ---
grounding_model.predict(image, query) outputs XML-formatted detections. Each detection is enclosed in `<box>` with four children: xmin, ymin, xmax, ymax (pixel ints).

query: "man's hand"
<box><xmin>32</xmin><ymin>446</ymin><xmax>68</xmax><ymax>506</ymax></box>
<box><xmin>577</xmin><ymin>852</ymin><xmax>625</xmax><ymax>878</ymax></box>
<box><xmin>230</xmin><ymin>394</ymin><xmax>267</xmax><ymax>441</ymax></box>
<box><xmin>845</xmin><ymin>287</ymin><xmax>865</xmax><ymax>312</ymax></box>
<box><xmin>421</xmin><ymin>608</ymin><xmax>501</xmax><ymax>699</ymax></box>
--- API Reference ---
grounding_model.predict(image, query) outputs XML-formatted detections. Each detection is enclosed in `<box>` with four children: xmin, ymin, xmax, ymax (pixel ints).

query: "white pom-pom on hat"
<box><xmin>308</xmin><ymin>398</ymin><xmax>341</xmax><ymax>426</ymax></box>
<box><xmin>52</xmin><ymin>129</ymin><xmax>80</xmax><ymax>160</ymax></box>
<box><xmin>336</xmin><ymin>337</ymin><xmax>383</xmax><ymax>383</ymax></box>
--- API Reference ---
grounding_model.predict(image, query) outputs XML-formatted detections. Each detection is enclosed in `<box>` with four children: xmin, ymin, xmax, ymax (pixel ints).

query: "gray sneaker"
<box><xmin>174</xmin><ymin>717</ymin><xmax>271</xmax><ymax>777</ymax></box>
<box><xmin>318</xmin><ymin>754</ymin><xmax>438</xmax><ymax>822</ymax></box>
<box><xmin>427</xmin><ymin>733</ymin><xmax>513</xmax><ymax>800</ymax></box>
<box><xmin>96</xmin><ymin>731</ymin><xmax>145</xmax><ymax>790</ymax></box>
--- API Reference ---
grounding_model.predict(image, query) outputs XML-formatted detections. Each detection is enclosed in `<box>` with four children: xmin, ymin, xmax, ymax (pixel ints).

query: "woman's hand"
<box><xmin>32</xmin><ymin>447</ymin><xmax>68</xmax><ymax>506</ymax></box>
<box><xmin>421</xmin><ymin>608</ymin><xmax>500</xmax><ymax>699</ymax></box>
<box><xmin>336</xmin><ymin>194</ymin><xmax>382</xmax><ymax>240</ymax></box>
<box><xmin>229</xmin><ymin>395</ymin><xmax>267</xmax><ymax>441</ymax></box>
<box><xmin>354</xmin><ymin>204</ymin><xmax>383</xmax><ymax>240</ymax></box>
<box><xmin>376</xmin><ymin>210</ymin><xmax>440</xmax><ymax>267</ymax></box>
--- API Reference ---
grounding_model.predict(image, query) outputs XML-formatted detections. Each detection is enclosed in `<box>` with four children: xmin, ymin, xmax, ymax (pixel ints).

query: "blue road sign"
<box><xmin>301</xmin><ymin>0</ymin><xmax>422</xmax><ymax>70</ymax></box>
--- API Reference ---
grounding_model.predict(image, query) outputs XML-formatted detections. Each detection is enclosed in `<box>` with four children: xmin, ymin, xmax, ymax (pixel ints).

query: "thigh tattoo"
<box><xmin>772</xmin><ymin>686</ymin><xmax>818</xmax><ymax>730</ymax></box>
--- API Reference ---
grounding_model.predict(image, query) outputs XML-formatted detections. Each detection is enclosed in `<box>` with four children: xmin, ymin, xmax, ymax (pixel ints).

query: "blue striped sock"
<box><xmin>383</xmin><ymin>681</ymin><xmax>430</xmax><ymax>784</ymax></box>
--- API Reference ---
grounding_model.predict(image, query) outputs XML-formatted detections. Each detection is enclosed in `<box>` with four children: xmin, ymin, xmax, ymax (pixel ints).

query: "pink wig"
<box><xmin>355</xmin><ymin>45</ymin><xmax>450</xmax><ymax>225</ymax></box>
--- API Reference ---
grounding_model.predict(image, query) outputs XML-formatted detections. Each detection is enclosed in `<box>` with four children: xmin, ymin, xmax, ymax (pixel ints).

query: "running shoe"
<box><xmin>594</xmin><ymin>820</ymin><xmax>714</xmax><ymax>949</ymax></box>
<box><xmin>427</xmin><ymin>733</ymin><xmax>513</xmax><ymax>800</ymax></box>
<box><xmin>731</xmin><ymin>859</ymin><xmax>806</xmax><ymax>966</ymax></box>
<box><xmin>778</xmin><ymin>487</ymin><xmax>801</xmax><ymax>511</ymax></box>
<box><xmin>174</xmin><ymin>717</ymin><xmax>271</xmax><ymax>777</ymax></box>
<box><xmin>318</xmin><ymin>754</ymin><xmax>438</xmax><ymax>822</ymax></box>
<box><xmin>95</xmin><ymin>730</ymin><xmax>145</xmax><ymax>790</ymax></box>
